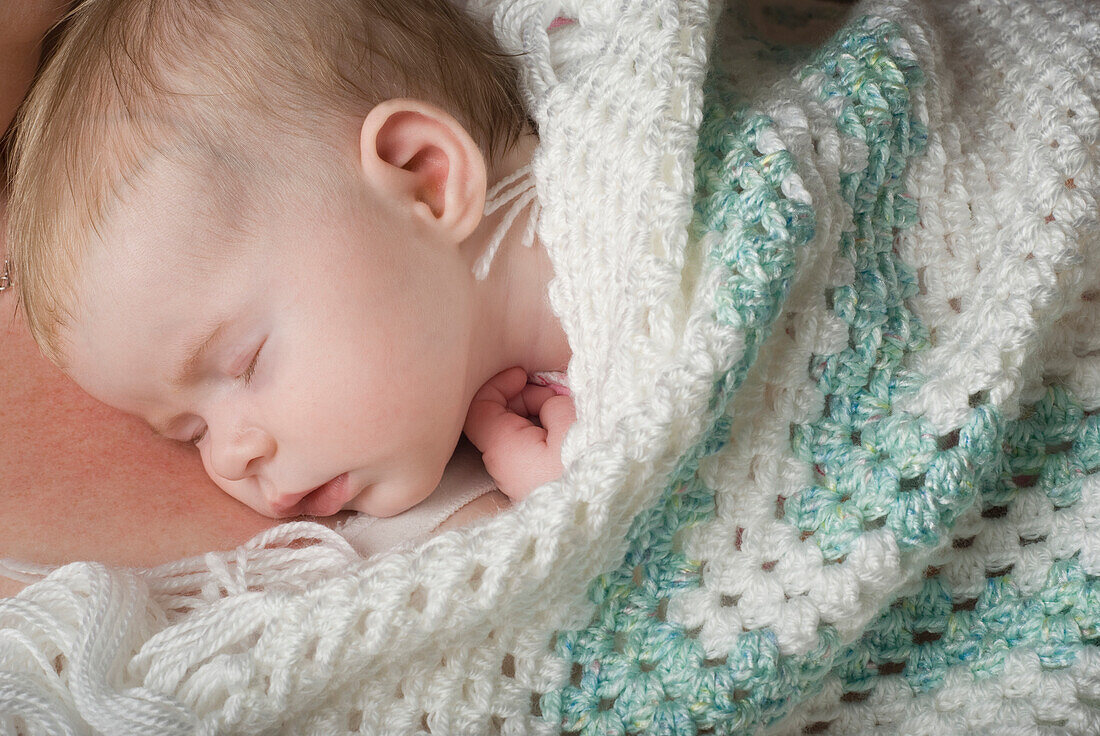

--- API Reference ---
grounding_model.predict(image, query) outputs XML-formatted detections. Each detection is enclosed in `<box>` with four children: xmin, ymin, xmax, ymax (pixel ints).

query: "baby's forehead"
<box><xmin>113</xmin><ymin>146</ymin><xmax>254</xmax><ymax>220</ymax></box>
<box><xmin>31</xmin><ymin>124</ymin><xmax>340</xmax><ymax>366</ymax></box>
<box><xmin>92</xmin><ymin>149</ymin><xmax>271</xmax><ymax>262</ymax></box>
<box><xmin>116</xmin><ymin>136</ymin><xmax>343</xmax><ymax>235</ymax></box>
<box><xmin>63</xmin><ymin>204</ymin><xmax>262</xmax><ymax>396</ymax></box>
<box><xmin>91</xmin><ymin>176</ymin><xmax>215</xmax><ymax>267</ymax></box>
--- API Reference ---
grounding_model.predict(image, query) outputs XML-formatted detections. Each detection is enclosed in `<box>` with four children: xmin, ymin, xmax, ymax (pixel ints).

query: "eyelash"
<box><xmin>187</xmin><ymin>343</ymin><xmax>263</xmax><ymax>446</ymax></box>
<box><xmin>240</xmin><ymin>343</ymin><xmax>262</xmax><ymax>385</ymax></box>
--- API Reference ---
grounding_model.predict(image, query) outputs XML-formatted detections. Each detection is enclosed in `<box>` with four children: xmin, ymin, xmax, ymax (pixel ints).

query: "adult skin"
<box><xmin>0</xmin><ymin>2</ymin><xmax>268</xmax><ymax>598</ymax></box>
<box><xmin>0</xmin><ymin>1</ymin><xmax>506</xmax><ymax>597</ymax></box>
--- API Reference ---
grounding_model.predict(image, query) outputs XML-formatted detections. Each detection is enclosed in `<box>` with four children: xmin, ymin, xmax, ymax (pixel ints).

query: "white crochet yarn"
<box><xmin>1</xmin><ymin>0</ymin><xmax>1098</xmax><ymax>734</ymax></box>
<box><xmin>473</xmin><ymin>164</ymin><xmax>540</xmax><ymax>280</ymax></box>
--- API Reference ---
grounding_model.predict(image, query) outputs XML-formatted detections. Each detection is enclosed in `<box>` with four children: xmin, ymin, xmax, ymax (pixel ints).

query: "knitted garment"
<box><xmin>3</xmin><ymin>0</ymin><xmax>1100</xmax><ymax>733</ymax></box>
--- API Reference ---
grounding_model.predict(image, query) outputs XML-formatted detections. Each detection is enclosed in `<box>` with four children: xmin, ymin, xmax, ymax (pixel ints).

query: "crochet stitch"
<box><xmin>1</xmin><ymin>0</ymin><xmax>1098</xmax><ymax>733</ymax></box>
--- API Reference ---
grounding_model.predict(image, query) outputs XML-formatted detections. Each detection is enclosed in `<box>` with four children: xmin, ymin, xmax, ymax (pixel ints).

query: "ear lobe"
<box><xmin>359</xmin><ymin>100</ymin><xmax>487</xmax><ymax>243</ymax></box>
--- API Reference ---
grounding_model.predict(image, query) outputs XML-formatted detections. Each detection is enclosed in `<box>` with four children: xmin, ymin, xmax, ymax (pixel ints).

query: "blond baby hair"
<box><xmin>6</xmin><ymin>0</ymin><xmax>527</xmax><ymax>364</ymax></box>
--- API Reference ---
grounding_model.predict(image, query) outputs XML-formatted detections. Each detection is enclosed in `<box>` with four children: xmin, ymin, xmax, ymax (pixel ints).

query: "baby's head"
<box><xmin>8</xmin><ymin>0</ymin><xmax>537</xmax><ymax>518</ymax></box>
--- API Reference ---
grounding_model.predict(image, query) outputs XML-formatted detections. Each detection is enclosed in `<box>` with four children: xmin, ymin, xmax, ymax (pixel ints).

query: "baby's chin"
<box><xmin>342</xmin><ymin>478</ymin><xmax>438</xmax><ymax>518</ymax></box>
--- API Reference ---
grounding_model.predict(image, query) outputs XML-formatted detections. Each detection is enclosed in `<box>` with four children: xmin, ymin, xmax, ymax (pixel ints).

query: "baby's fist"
<box><xmin>463</xmin><ymin>367</ymin><xmax>575</xmax><ymax>501</ymax></box>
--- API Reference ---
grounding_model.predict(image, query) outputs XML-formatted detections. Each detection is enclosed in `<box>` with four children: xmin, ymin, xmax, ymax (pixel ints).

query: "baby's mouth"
<box><xmin>278</xmin><ymin>473</ymin><xmax>351</xmax><ymax>517</ymax></box>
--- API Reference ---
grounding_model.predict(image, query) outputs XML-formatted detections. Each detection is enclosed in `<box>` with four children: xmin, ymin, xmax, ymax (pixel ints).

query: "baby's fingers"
<box><xmin>540</xmin><ymin>394</ymin><xmax>577</xmax><ymax>451</ymax></box>
<box><xmin>464</xmin><ymin>397</ymin><xmax>531</xmax><ymax>454</ymax></box>
<box><xmin>473</xmin><ymin>367</ymin><xmax>530</xmax><ymax>407</ymax></box>
<box><xmin>464</xmin><ymin>367</ymin><xmax>534</xmax><ymax>452</ymax></box>
<box><xmin>515</xmin><ymin>383</ymin><xmax>558</xmax><ymax>418</ymax></box>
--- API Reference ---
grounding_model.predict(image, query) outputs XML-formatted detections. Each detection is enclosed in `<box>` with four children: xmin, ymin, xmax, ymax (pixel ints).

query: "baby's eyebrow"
<box><xmin>171</xmin><ymin>320</ymin><xmax>227</xmax><ymax>390</ymax></box>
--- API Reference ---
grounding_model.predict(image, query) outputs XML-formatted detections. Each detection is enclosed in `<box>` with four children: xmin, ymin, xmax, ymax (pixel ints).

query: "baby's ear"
<box><xmin>359</xmin><ymin>99</ymin><xmax>487</xmax><ymax>243</ymax></box>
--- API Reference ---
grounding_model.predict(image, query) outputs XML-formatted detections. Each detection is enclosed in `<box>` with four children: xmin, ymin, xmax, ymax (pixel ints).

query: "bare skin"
<box><xmin>0</xmin><ymin>1</ymin><xmax>64</xmax><ymax>138</ymax></box>
<box><xmin>0</xmin><ymin>3</ymin><xmax>508</xmax><ymax>596</ymax></box>
<box><xmin>0</xmin><ymin>289</ymin><xmax>508</xmax><ymax>597</ymax></box>
<box><xmin>0</xmin><ymin>290</ymin><xmax>277</xmax><ymax>596</ymax></box>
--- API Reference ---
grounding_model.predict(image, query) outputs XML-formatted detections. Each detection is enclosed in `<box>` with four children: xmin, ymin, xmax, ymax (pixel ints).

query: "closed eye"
<box><xmin>189</xmin><ymin>425</ymin><xmax>208</xmax><ymax>446</ymax></box>
<box><xmin>239</xmin><ymin>340</ymin><xmax>264</xmax><ymax>385</ymax></box>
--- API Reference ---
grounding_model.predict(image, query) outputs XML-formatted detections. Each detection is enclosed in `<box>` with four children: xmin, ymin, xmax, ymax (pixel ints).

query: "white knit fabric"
<box><xmin>1</xmin><ymin>0</ymin><xmax>1098</xmax><ymax>734</ymax></box>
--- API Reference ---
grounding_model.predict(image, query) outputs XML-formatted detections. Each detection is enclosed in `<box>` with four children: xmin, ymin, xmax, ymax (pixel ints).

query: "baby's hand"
<box><xmin>463</xmin><ymin>367</ymin><xmax>576</xmax><ymax>502</ymax></box>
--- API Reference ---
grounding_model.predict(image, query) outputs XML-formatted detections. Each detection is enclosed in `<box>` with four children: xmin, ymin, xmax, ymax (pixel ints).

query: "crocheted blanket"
<box><xmin>3</xmin><ymin>0</ymin><xmax>1099</xmax><ymax>733</ymax></box>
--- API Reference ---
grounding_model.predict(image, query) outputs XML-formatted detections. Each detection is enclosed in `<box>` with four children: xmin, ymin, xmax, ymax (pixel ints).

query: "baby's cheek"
<box><xmin>346</xmin><ymin>477</ymin><xmax>436</xmax><ymax>518</ymax></box>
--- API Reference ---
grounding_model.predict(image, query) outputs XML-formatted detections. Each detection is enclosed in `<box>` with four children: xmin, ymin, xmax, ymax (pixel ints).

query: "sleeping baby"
<box><xmin>6</xmin><ymin>0</ymin><xmax>574</xmax><ymax>535</ymax></box>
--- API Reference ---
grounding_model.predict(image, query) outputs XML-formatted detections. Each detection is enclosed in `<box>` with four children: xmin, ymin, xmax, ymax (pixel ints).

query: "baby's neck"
<box><xmin>467</xmin><ymin>134</ymin><xmax>570</xmax><ymax>388</ymax></box>
<box><xmin>485</xmin><ymin>133</ymin><xmax>538</xmax><ymax>189</ymax></box>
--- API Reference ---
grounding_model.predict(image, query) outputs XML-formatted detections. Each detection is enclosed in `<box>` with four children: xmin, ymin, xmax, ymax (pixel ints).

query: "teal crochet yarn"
<box><xmin>834</xmin><ymin>385</ymin><xmax>1100</xmax><ymax>700</ymax></box>
<box><xmin>4</xmin><ymin>2</ymin><xmax>1097</xmax><ymax>733</ymax></box>
<box><xmin>541</xmin><ymin>3</ymin><xmax>1100</xmax><ymax>732</ymax></box>
<box><xmin>543</xmin><ymin>14</ymin><xmax>935</xmax><ymax>735</ymax></box>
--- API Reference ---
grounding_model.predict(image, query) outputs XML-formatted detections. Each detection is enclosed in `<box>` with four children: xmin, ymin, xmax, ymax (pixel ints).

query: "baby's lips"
<box><xmin>274</xmin><ymin>473</ymin><xmax>351</xmax><ymax>517</ymax></box>
<box><xmin>298</xmin><ymin>473</ymin><xmax>352</xmax><ymax>517</ymax></box>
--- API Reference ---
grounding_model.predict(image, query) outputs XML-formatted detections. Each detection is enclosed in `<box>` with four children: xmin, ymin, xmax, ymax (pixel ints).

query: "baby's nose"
<box><xmin>209</xmin><ymin>426</ymin><xmax>276</xmax><ymax>482</ymax></box>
